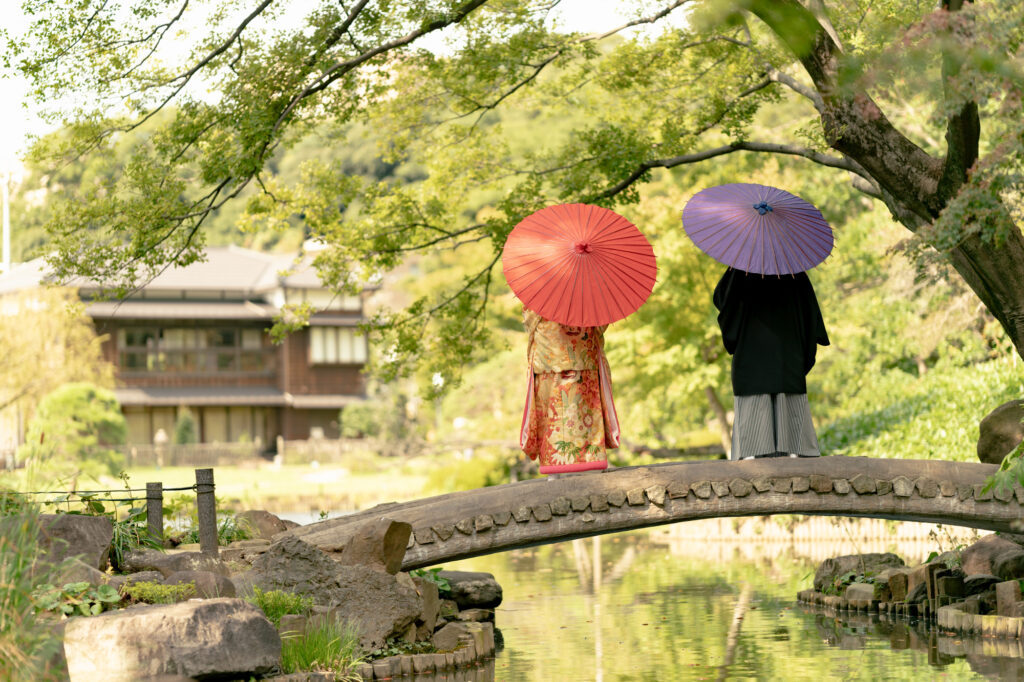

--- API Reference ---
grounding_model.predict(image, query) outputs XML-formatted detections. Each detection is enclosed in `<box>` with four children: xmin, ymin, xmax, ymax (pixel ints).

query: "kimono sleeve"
<box><xmin>799</xmin><ymin>275</ymin><xmax>830</xmax><ymax>374</ymax></box>
<box><xmin>713</xmin><ymin>268</ymin><xmax>743</xmax><ymax>355</ymax></box>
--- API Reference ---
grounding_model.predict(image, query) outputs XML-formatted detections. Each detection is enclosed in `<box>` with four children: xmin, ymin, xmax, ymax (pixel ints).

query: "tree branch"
<box><xmin>585</xmin><ymin>0</ymin><xmax>694</xmax><ymax>42</ymax></box>
<box><xmin>767</xmin><ymin>68</ymin><xmax>823</xmax><ymax>112</ymax></box>
<box><xmin>123</xmin><ymin>0</ymin><xmax>275</xmax><ymax>136</ymax></box>
<box><xmin>590</xmin><ymin>141</ymin><xmax>863</xmax><ymax>201</ymax></box>
<box><xmin>265</xmin><ymin>0</ymin><xmax>491</xmax><ymax>146</ymax></box>
<box><xmin>120</xmin><ymin>0</ymin><xmax>191</xmax><ymax>79</ymax></box>
<box><xmin>747</xmin><ymin>0</ymin><xmax>945</xmax><ymax>221</ymax></box>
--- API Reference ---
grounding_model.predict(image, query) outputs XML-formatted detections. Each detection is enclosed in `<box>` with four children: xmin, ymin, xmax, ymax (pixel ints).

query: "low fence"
<box><xmin>12</xmin><ymin>468</ymin><xmax>221</xmax><ymax>556</ymax></box>
<box><xmin>278</xmin><ymin>437</ymin><xmax>522</xmax><ymax>462</ymax></box>
<box><xmin>115</xmin><ymin>443</ymin><xmax>265</xmax><ymax>468</ymax></box>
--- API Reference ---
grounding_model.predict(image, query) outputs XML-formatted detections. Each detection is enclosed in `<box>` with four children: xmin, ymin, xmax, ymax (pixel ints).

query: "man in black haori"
<box><xmin>713</xmin><ymin>267</ymin><xmax>830</xmax><ymax>460</ymax></box>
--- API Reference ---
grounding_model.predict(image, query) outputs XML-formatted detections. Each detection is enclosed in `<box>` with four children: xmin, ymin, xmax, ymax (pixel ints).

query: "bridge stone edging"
<box><xmin>404</xmin><ymin>472</ymin><xmax>1019</xmax><ymax>546</ymax></box>
<box><xmin>281</xmin><ymin>458</ymin><xmax>1022</xmax><ymax>570</ymax></box>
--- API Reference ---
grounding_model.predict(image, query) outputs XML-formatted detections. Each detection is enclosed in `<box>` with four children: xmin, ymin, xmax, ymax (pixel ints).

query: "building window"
<box><xmin>118</xmin><ymin>326</ymin><xmax>274</xmax><ymax>374</ymax></box>
<box><xmin>309</xmin><ymin>327</ymin><xmax>367</xmax><ymax>365</ymax></box>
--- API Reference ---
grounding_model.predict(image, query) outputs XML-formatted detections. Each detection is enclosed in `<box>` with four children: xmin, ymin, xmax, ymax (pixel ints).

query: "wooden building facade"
<box><xmin>5</xmin><ymin>246</ymin><xmax>369</xmax><ymax>448</ymax></box>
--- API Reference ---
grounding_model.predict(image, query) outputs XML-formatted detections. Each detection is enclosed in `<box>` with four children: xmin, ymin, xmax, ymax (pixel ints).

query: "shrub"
<box><xmin>816</xmin><ymin>358</ymin><xmax>1023</xmax><ymax>460</ymax></box>
<box><xmin>280</xmin><ymin>619</ymin><xmax>364</xmax><ymax>680</ymax></box>
<box><xmin>424</xmin><ymin>449</ymin><xmax>514</xmax><ymax>494</ymax></box>
<box><xmin>0</xmin><ymin>510</ymin><xmax>66</xmax><ymax>681</ymax></box>
<box><xmin>18</xmin><ymin>382</ymin><xmax>127</xmax><ymax>479</ymax></box>
<box><xmin>246</xmin><ymin>587</ymin><xmax>313</xmax><ymax>627</ymax></box>
<box><xmin>121</xmin><ymin>580</ymin><xmax>196</xmax><ymax>605</ymax></box>
<box><xmin>173</xmin><ymin>408</ymin><xmax>199</xmax><ymax>445</ymax></box>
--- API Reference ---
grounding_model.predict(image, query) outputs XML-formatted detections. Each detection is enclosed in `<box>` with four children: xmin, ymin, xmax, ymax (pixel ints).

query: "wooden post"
<box><xmin>145</xmin><ymin>482</ymin><xmax>163</xmax><ymax>542</ymax></box>
<box><xmin>195</xmin><ymin>468</ymin><xmax>218</xmax><ymax>556</ymax></box>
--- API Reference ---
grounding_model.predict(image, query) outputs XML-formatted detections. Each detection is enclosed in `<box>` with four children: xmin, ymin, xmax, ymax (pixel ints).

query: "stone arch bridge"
<box><xmin>283</xmin><ymin>458</ymin><xmax>1023</xmax><ymax>570</ymax></box>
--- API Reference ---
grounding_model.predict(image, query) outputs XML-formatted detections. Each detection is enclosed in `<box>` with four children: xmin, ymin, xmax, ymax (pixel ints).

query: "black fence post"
<box><xmin>194</xmin><ymin>468</ymin><xmax>218</xmax><ymax>556</ymax></box>
<box><xmin>146</xmin><ymin>482</ymin><xmax>163</xmax><ymax>542</ymax></box>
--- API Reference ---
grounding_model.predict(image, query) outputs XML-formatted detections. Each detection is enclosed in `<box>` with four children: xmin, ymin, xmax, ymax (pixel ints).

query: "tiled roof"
<box><xmin>88</xmin><ymin>300</ymin><xmax>278</xmax><ymax>320</ymax></box>
<box><xmin>115</xmin><ymin>385</ymin><xmax>287</xmax><ymax>406</ymax></box>
<box><xmin>115</xmin><ymin>385</ymin><xmax>364</xmax><ymax>408</ymax></box>
<box><xmin>0</xmin><ymin>245</ymin><xmax>330</xmax><ymax>295</ymax></box>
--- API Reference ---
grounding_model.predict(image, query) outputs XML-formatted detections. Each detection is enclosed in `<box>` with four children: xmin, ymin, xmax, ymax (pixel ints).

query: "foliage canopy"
<box><xmin>6</xmin><ymin>0</ymin><xmax>1024</xmax><ymax>461</ymax></box>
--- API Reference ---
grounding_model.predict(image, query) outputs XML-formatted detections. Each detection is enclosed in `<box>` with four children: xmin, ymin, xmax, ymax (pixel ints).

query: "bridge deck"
<box><xmin>282</xmin><ymin>457</ymin><xmax>1021</xmax><ymax>569</ymax></box>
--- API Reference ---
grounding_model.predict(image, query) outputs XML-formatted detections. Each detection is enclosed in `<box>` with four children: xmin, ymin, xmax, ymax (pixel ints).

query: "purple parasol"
<box><xmin>682</xmin><ymin>183</ymin><xmax>833</xmax><ymax>275</ymax></box>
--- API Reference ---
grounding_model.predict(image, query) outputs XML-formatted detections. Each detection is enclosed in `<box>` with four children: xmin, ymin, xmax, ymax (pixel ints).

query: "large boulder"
<box><xmin>326</xmin><ymin>566</ymin><xmax>422</xmax><ymax>651</ymax></box>
<box><xmin>39</xmin><ymin>514</ymin><xmax>113</xmax><ymax>571</ymax></box>
<box><xmin>412</xmin><ymin>575</ymin><xmax>441</xmax><ymax>638</ymax></box>
<box><xmin>961</xmin><ymin>534</ymin><xmax>1024</xmax><ymax>576</ymax></box>
<box><xmin>236</xmin><ymin>510</ymin><xmax>289</xmax><ymax>541</ymax></box>
<box><xmin>336</xmin><ymin>517</ymin><xmax>411</xmax><ymax>574</ymax></box>
<box><xmin>978</xmin><ymin>400</ymin><xmax>1024</xmax><ymax>464</ymax></box>
<box><xmin>438</xmin><ymin>570</ymin><xmax>503</xmax><ymax>609</ymax></box>
<box><xmin>56</xmin><ymin>558</ymin><xmax>111</xmax><ymax>587</ymax></box>
<box><xmin>250</xmin><ymin>536</ymin><xmax>421</xmax><ymax>651</ymax></box>
<box><xmin>812</xmin><ymin>553</ymin><xmax>905</xmax><ymax>593</ymax></box>
<box><xmin>250</xmin><ymin>536</ymin><xmax>347</xmax><ymax>597</ymax></box>
<box><xmin>62</xmin><ymin>598</ymin><xmax>280</xmax><ymax>682</ymax></box>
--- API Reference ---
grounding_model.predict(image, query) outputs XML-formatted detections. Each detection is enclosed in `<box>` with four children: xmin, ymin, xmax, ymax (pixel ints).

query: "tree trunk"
<box><xmin>705</xmin><ymin>385</ymin><xmax>732</xmax><ymax>458</ymax></box>
<box><xmin>946</xmin><ymin>227</ymin><xmax>1024</xmax><ymax>361</ymax></box>
<box><xmin>750</xmin><ymin>0</ymin><xmax>1024</xmax><ymax>362</ymax></box>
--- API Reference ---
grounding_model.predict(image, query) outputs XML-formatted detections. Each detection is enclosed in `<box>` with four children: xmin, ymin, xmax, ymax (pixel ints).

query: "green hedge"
<box><xmin>816</xmin><ymin>358</ymin><xmax>1023</xmax><ymax>460</ymax></box>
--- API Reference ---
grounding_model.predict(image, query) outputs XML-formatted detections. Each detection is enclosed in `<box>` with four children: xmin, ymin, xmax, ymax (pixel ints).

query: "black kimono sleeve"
<box><xmin>713</xmin><ymin>267</ymin><xmax>743</xmax><ymax>355</ymax></box>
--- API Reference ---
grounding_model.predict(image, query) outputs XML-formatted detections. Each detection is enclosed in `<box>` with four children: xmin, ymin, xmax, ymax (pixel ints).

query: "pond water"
<box><xmin>434</xmin><ymin>525</ymin><xmax>1019</xmax><ymax>681</ymax></box>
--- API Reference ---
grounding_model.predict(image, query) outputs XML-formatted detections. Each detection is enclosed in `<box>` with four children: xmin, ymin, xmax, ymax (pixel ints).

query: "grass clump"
<box><xmin>0</xmin><ymin>508</ymin><xmax>66</xmax><ymax>681</ymax></box>
<box><xmin>246</xmin><ymin>587</ymin><xmax>313</xmax><ymax>627</ymax></box>
<box><xmin>121</xmin><ymin>580</ymin><xmax>196</xmax><ymax>604</ymax></box>
<box><xmin>281</xmin><ymin>619</ymin><xmax>365</xmax><ymax>680</ymax></box>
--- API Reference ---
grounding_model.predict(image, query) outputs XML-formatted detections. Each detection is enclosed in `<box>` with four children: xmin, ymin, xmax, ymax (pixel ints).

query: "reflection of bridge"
<box><xmin>283</xmin><ymin>458</ymin><xmax>1022</xmax><ymax>570</ymax></box>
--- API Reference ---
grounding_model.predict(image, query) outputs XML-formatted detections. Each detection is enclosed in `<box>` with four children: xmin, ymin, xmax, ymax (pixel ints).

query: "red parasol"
<box><xmin>682</xmin><ymin>183</ymin><xmax>833</xmax><ymax>275</ymax></box>
<box><xmin>502</xmin><ymin>203</ymin><xmax>657</xmax><ymax>327</ymax></box>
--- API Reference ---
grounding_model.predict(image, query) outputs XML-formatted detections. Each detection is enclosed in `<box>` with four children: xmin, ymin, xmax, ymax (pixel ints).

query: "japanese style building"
<box><xmin>0</xmin><ymin>245</ymin><xmax>368</xmax><ymax>447</ymax></box>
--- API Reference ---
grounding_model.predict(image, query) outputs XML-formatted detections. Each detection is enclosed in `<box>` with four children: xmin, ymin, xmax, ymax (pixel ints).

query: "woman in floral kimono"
<box><xmin>519</xmin><ymin>307</ymin><xmax>620</xmax><ymax>474</ymax></box>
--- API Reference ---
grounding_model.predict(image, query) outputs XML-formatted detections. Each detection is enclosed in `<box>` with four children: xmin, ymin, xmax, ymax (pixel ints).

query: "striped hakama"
<box><xmin>730</xmin><ymin>393</ymin><xmax>821</xmax><ymax>460</ymax></box>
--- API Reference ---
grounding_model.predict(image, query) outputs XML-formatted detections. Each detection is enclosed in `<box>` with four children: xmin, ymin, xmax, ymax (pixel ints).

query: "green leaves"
<box><xmin>410</xmin><ymin>566</ymin><xmax>452</xmax><ymax>595</ymax></box>
<box><xmin>31</xmin><ymin>581</ymin><xmax>121</xmax><ymax>617</ymax></box>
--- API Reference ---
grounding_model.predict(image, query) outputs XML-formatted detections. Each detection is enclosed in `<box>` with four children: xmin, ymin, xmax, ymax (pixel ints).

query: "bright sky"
<box><xmin>0</xmin><ymin>1</ymin><xmax>684</xmax><ymax>174</ymax></box>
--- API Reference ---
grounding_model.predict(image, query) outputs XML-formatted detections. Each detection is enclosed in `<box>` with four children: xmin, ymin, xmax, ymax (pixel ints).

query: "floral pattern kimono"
<box><xmin>520</xmin><ymin>307</ymin><xmax>620</xmax><ymax>474</ymax></box>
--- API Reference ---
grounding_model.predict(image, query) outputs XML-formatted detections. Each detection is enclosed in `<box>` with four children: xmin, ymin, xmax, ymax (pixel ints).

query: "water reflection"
<box><xmin>807</xmin><ymin>608</ymin><xmax>1024</xmax><ymax>679</ymax></box>
<box><xmin>442</xmin><ymin>524</ymin><xmax>998</xmax><ymax>681</ymax></box>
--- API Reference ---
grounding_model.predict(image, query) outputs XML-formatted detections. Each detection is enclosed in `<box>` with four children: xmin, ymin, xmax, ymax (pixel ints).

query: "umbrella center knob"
<box><xmin>574</xmin><ymin>241</ymin><xmax>593</xmax><ymax>254</ymax></box>
<box><xmin>753</xmin><ymin>201</ymin><xmax>773</xmax><ymax>215</ymax></box>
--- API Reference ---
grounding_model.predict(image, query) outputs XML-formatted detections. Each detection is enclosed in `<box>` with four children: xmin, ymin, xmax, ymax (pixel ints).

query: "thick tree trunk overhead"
<box><xmin>749</xmin><ymin>0</ymin><xmax>1024</xmax><ymax>361</ymax></box>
